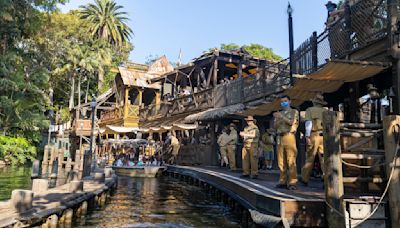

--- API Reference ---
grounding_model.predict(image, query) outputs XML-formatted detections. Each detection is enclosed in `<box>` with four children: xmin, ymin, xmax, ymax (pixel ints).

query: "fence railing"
<box><xmin>293</xmin><ymin>0</ymin><xmax>388</xmax><ymax>75</ymax></box>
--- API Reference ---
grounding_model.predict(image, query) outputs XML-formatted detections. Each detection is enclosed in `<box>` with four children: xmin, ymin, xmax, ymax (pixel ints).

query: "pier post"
<box><xmin>41</xmin><ymin>145</ymin><xmax>50</xmax><ymax>176</ymax></box>
<box><xmin>74</xmin><ymin>149</ymin><xmax>81</xmax><ymax>172</ymax></box>
<box><xmin>383</xmin><ymin>115</ymin><xmax>400</xmax><ymax>228</ymax></box>
<box><xmin>322</xmin><ymin>111</ymin><xmax>346</xmax><ymax>228</ymax></box>
<box><xmin>32</xmin><ymin>179</ymin><xmax>48</xmax><ymax>194</ymax></box>
<box><xmin>31</xmin><ymin>159</ymin><xmax>40</xmax><ymax>179</ymax></box>
<box><xmin>11</xmin><ymin>190</ymin><xmax>34</xmax><ymax>213</ymax></box>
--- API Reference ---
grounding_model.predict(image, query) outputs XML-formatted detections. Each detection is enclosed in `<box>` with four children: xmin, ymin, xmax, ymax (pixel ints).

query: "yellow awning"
<box><xmin>237</xmin><ymin>60</ymin><xmax>390</xmax><ymax>116</ymax></box>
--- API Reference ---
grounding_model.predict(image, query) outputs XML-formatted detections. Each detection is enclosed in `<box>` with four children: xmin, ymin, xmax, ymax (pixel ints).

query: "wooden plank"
<box><xmin>343</xmin><ymin>177</ymin><xmax>385</xmax><ymax>184</ymax></box>
<box><xmin>341</xmin><ymin>153</ymin><xmax>384</xmax><ymax>160</ymax></box>
<box><xmin>323</xmin><ymin>111</ymin><xmax>346</xmax><ymax>228</ymax></box>
<box><xmin>340</xmin><ymin>123</ymin><xmax>382</xmax><ymax>129</ymax></box>
<box><xmin>382</xmin><ymin>115</ymin><xmax>400</xmax><ymax>228</ymax></box>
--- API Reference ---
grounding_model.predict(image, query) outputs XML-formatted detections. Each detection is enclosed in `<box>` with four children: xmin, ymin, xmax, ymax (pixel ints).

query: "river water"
<box><xmin>0</xmin><ymin>166</ymin><xmax>32</xmax><ymax>201</ymax></box>
<box><xmin>0</xmin><ymin>167</ymin><xmax>240</xmax><ymax>227</ymax></box>
<box><xmin>76</xmin><ymin>176</ymin><xmax>240</xmax><ymax>228</ymax></box>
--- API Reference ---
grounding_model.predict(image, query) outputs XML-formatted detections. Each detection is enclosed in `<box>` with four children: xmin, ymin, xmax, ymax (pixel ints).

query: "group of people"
<box><xmin>217</xmin><ymin>94</ymin><xmax>327</xmax><ymax>191</ymax></box>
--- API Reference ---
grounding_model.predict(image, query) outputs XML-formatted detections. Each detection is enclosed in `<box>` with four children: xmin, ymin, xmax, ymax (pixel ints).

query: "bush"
<box><xmin>0</xmin><ymin>136</ymin><xmax>36</xmax><ymax>165</ymax></box>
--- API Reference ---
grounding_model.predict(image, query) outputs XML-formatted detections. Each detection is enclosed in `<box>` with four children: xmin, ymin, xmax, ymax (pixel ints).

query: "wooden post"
<box><xmin>388</xmin><ymin>0</ymin><xmax>400</xmax><ymax>113</ymax></box>
<box><xmin>237</xmin><ymin>61</ymin><xmax>243</xmax><ymax>78</ymax></box>
<box><xmin>124</xmin><ymin>87</ymin><xmax>129</xmax><ymax>118</ymax></box>
<box><xmin>383</xmin><ymin>115</ymin><xmax>400</xmax><ymax>228</ymax></box>
<box><xmin>322</xmin><ymin>111</ymin><xmax>346</xmax><ymax>228</ymax></box>
<box><xmin>311</xmin><ymin>31</ymin><xmax>318</xmax><ymax>72</ymax></box>
<box><xmin>213</xmin><ymin>59</ymin><xmax>218</xmax><ymax>86</ymax></box>
<box><xmin>138</xmin><ymin>89</ymin><xmax>143</xmax><ymax>107</ymax></box>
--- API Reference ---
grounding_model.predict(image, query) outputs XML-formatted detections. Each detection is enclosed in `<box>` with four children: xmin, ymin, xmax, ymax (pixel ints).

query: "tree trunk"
<box><xmin>98</xmin><ymin>65</ymin><xmax>104</xmax><ymax>92</ymax></box>
<box><xmin>85</xmin><ymin>77</ymin><xmax>90</xmax><ymax>104</ymax></box>
<box><xmin>69</xmin><ymin>74</ymin><xmax>75</xmax><ymax>111</ymax></box>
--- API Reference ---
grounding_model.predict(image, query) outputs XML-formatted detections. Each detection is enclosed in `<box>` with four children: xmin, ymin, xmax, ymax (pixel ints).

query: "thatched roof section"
<box><xmin>184</xmin><ymin>104</ymin><xmax>245</xmax><ymax>123</ymax></box>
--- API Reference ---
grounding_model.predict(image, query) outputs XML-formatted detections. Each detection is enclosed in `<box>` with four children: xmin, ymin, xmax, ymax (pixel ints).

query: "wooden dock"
<box><xmin>166</xmin><ymin>165</ymin><xmax>326</xmax><ymax>227</ymax></box>
<box><xmin>0</xmin><ymin>169</ymin><xmax>117</xmax><ymax>228</ymax></box>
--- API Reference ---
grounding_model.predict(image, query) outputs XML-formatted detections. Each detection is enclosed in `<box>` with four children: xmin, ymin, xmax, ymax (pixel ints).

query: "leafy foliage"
<box><xmin>78</xmin><ymin>0</ymin><xmax>133</xmax><ymax>48</ymax></box>
<box><xmin>0</xmin><ymin>136</ymin><xmax>36</xmax><ymax>165</ymax></box>
<box><xmin>219</xmin><ymin>43</ymin><xmax>282</xmax><ymax>61</ymax></box>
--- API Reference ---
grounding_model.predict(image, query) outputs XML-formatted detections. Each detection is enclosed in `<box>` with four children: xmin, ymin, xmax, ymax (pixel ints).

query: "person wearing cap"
<box><xmin>300</xmin><ymin>94</ymin><xmax>327</xmax><ymax>186</ymax></box>
<box><xmin>273</xmin><ymin>95</ymin><xmax>299</xmax><ymax>190</ymax></box>
<box><xmin>217</xmin><ymin>128</ymin><xmax>230</xmax><ymax>167</ymax></box>
<box><xmin>261</xmin><ymin>128</ymin><xmax>276</xmax><ymax>170</ymax></box>
<box><xmin>227</xmin><ymin>123</ymin><xmax>238</xmax><ymax>170</ymax></box>
<box><xmin>240</xmin><ymin>116</ymin><xmax>260</xmax><ymax>178</ymax></box>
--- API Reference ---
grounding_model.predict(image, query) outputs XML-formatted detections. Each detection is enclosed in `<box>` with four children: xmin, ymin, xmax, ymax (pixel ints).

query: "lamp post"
<box><xmin>89</xmin><ymin>97</ymin><xmax>97</xmax><ymax>172</ymax></box>
<box><xmin>287</xmin><ymin>2</ymin><xmax>294</xmax><ymax>86</ymax></box>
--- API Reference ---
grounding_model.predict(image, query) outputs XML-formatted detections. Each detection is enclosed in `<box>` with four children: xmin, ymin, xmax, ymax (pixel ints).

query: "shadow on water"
<box><xmin>76</xmin><ymin>176</ymin><xmax>240</xmax><ymax>228</ymax></box>
<box><xmin>0</xmin><ymin>166</ymin><xmax>32</xmax><ymax>201</ymax></box>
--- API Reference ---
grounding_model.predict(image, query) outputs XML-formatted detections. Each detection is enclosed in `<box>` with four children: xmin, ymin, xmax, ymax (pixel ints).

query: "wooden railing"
<box><xmin>100</xmin><ymin>104</ymin><xmax>140</xmax><ymax>123</ymax></box>
<box><xmin>293</xmin><ymin>0</ymin><xmax>389</xmax><ymax>75</ymax></box>
<box><xmin>140</xmin><ymin>89</ymin><xmax>214</xmax><ymax>122</ymax></box>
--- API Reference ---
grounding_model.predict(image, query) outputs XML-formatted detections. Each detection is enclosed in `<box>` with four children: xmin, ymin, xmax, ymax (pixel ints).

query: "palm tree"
<box><xmin>78</xmin><ymin>0</ymin><xmax>133</xmax><ymax>48</ymax></box>
<box><xmin>79</xmin><ymin>0</ymin><xmax>132</xmax><ymax>90</ymax></box>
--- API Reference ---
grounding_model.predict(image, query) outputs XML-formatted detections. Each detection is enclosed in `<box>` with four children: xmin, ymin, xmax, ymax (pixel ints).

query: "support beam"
<box><xmin>213</xmin><ymin>59</ymin><xmax>218</xmax><ymax>86</ymax></box>
<box><xmin>388</xmin><ymin>0</ymin><xmax>400</xmax><ymax>114</ymax></box>
<box><xmin>383</xmin><ymin>115</ymin><xmax>400</xmax><ymax>228</ymax></box>
<box><xmin>323</xmin><ymin>111</ymin><xmax>345</xmax><ymax>228</ymax></box>
<box><xmin>124</xmin><ymin>87</ymin><xmax>129</xmax><ymax>118</ymax></box>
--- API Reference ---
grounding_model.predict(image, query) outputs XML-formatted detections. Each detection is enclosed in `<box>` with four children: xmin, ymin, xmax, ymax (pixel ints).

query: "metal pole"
<box><xmin>288</xmin><ymin>3</ymin><xmax>294</xmax><ymax>86</ymax></box>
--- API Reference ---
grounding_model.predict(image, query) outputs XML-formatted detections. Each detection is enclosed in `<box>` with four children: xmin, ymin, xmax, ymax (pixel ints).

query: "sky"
<box><xmin>60</xmin><ymin>0</ymin><xmax>333</xmax><ymax>64</ymax></box>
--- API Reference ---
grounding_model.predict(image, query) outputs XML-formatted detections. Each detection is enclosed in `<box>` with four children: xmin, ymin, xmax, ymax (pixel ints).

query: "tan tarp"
<box><xmin>105</xmin><ymin>125</ymin><xmax>141</xmax><ymax>134</ymax></box>
<box><xmin>237</xmin><ymin>60</ymin><xmax>389</xmax><ymax>116</ymax></box>
<box><xmin>184</xmin><ymin>104</ymin><xmax>245</xmax><ymax>122</ymax></box>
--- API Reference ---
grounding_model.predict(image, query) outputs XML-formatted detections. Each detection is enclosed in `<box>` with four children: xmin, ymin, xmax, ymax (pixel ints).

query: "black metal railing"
<box><xmin>293</xmin><ymin>0</ymin><xmax>388</xmax><ymax>75</ymax></box>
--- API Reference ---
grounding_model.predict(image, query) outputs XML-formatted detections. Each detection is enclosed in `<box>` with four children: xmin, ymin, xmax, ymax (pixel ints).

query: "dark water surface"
<box><xmin>0</xmin><ymin>166</ymin><xmax>32</xmax><ymax>201</ymax></box>
<box><xmin>76</xmin><ymin>176</ymin><xmax>240</xmax><ymax>228</ymax></box>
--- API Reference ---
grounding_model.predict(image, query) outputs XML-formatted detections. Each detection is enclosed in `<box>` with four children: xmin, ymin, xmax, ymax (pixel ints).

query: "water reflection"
<box><xmin>77</xmin><ymin>176</ymin><xmax>239</xmax><ymax>228</ymax></box>
<box><xmin>0</xmin><ymin>166</ymin><xmax>32</xmax><ymax>201</ymax></box>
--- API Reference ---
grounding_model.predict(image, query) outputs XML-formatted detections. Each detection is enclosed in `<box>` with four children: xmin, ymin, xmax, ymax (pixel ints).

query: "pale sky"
<box><xmin>60</xmin><ymin>0</ymin><xmax>333</xmax><ymax>64</ymax></box>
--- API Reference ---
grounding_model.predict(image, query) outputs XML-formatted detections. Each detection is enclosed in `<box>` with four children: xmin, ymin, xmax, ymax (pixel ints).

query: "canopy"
<box><xmin>184</xmin><ymin>104</ymin><xmax>245</xmax><ymax>122</ymax></box>
<box><xmin>237</xmin><ymin>60</ymin><xmax>390</xmax><ymax>116</ymax></box>
<box><xmin>105</xmin><ymin>125</ymin><xmax>141</xmax><ymax>134</ymax></box>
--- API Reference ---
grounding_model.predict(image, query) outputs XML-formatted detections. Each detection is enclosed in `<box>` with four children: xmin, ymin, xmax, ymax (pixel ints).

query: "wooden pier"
<box><xmin>0</xmin><ymin>169</ymin><xmax>117</xmax><ymax>228</ymax></box>
<box><xmin>165</xmin><ymin>165</ymin><xmax>389</xmax><ymax>227</ymax></box>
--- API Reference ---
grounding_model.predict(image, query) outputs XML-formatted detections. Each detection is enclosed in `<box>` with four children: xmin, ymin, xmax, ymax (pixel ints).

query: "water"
<box><xmin>0</xmin><ymin>166</ymin><xmax>32</xmax><ymax>201</ymax></box>
<box><xmin>76</xmin><ymin>176</ymin><xmax>240</xmax><ymax>228</ymax></box>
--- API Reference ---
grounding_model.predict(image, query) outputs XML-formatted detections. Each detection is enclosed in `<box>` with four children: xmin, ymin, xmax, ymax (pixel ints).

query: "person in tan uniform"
<box><xmin>168</xmin><ymin>132</ymin><xmax>180</xmax><ymax>165</ymax></box>
<box><xmin>300</xmin><ymin>94</ymin><xmax>327</xmax><ymax>185</ymax></box>
<box><xmin>261</xmin><ymin>128</ymin><xmax>275</xmax><ymax>170</ymax></box>
<box><xmin>217</xmin><ymin>128</ymin><xmax>230</xmax><ymax>167</ymax></box>
<box><xmin>227</xmin><ymin>123</ymin><xmax>238</xmax><ymax>171</ymax></box>
<box><xmin>273</xmin><ymin>95</ymin><xmax>299</xmax><ymax>190</ymax></box>
<box><xmin>240</xmin><ymin>116</ymin><xmax>260</xmax><ymax>179</ymax></box>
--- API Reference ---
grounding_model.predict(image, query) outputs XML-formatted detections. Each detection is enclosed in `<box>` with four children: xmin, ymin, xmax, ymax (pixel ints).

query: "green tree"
<box><xmin>0</xmin><ymin>136</ymin><xmax>36</xmax><ymax>165</ymax></box>
<box><xmin>78</xmin><ymin>0</ymin><xmax>133</xmax><ymax>90</ymax></box>
<box><xmin>0</xmin><ymin>0</ymin><xmax>67</xmax><ymax>142</ymax></box>
<box><xmin>217</xmin><ymin>43</ymin><xmax>282</xmax><ymax>61</ymax></box>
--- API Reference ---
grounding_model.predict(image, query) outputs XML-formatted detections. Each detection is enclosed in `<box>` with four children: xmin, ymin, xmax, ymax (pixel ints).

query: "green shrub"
<box><xmin>0</xmin><ymin>136</ymin><xmax>36</xmax><ymax>165</ymax></box>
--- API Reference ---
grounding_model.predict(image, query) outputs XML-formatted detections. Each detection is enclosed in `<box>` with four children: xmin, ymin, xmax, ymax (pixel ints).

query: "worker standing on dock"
<box><xmin>168</xmin><ymin>132</ymin><xmax>180</xmax><ymax>165</ymax></box>
<box><xmin>240</xmin><ymin>116</ymin><xmax>260</xmax><ymax>179</ymax></box>
<box><xmin>227</xmin><ymin>123</ymin><xmax>238</xmax><ymax>171</ymax></box>
<box><xmin>300</xmin><ymin>94</ymin><xmax>327</xmax><ymax>186</ymax></box>
<box><xmin>274</xmin><ymin>95</ymin><xmax>299</xmax><ymax>190</ymax></box>
<box><xmin>217</xmin><ymin>128</ymin><xmax>230</xmax><ymax>168</ymax></box>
